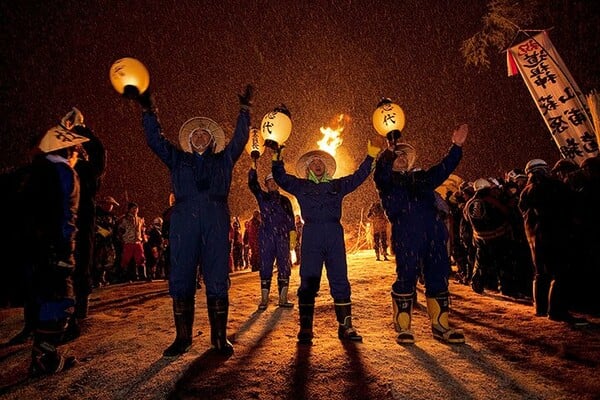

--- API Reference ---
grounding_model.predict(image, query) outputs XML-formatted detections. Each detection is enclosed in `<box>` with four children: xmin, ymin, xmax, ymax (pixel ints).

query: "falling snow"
<box><xmin>1</xmin><ymin>2</ymin><xmax>599</xmax><ymax>222</ymax></box>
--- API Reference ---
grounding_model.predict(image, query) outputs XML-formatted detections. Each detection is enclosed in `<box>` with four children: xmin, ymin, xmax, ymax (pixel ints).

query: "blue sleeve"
<box><xmin>142</xmin><ymin>112</ymin><xmax>178</xmax><ymax>169</ymax></box>
<box><xmin>374</xmin><ymin>150</ymin><xmax>395</xmax><ymax>194</ymax></box>
<box><xmin>272</xmin><ymin>160</ymin><xmax>302</xmax><ymax>195</ymax></box>
<box><xmin>248</xmin><ymin>168</ymin><xmax>264</xmax><ymax>198</ymax></box>
<box><xmin>426</xmin><ymin>144</ymin><xmax>463</xmax><ymax>188</ymax></box>
<box><xmin>225</xmin><ymin>109</ymin><xmax>251</xmax><ymax>162</ymax></box>
<box><xmin>338</xmin><ymin>155</ymin><xmax>374</xmax><ymax>195</ymax></box>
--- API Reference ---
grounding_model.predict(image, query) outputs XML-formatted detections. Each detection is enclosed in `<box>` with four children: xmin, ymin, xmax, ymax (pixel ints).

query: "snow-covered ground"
<box><xmin>1</xmin><ymin>250</ymin><xmax>598</xmax><ymax>400</ymax></box>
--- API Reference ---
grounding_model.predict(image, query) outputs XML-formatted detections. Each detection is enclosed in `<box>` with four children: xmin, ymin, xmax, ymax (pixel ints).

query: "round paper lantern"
<box><xmin>261</xmin><ymin>105</ymin><xmax>292</xmax><ymax>149</ymax></box>
<box><xmin>109</xmin><ymin>57</ymin><xmax>150</xmax><ymax>97</ymax></box>
<box><xmin>372</xmin><ymin>98</ymin><xmax>406</xmax><ymax>137</ymax></box>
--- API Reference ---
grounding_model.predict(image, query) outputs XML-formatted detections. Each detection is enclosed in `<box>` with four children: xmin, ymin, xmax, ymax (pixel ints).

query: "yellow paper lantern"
<box><xmin>372</xmin><ymin>98</ymin><xmax>406</xmax><ymax>138</ymax></box>
<box><xmin>245</xmin><ymin>127</ymin><xmax>265</xmax><ymax>159</ymax></box>
<box><xmin>109</xmin><ymin>57</ymin><xmax>150</xmax><ymax>97</ymax></box>
<box><xmin>261</xmin><ymin>105</ymin><xmax>292</xmax><ymax>149</ymax></box>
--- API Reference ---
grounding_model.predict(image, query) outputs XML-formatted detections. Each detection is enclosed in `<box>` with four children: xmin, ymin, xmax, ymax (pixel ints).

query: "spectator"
<box><xmin>20</xmin><ymin>118</ymin><xmax>89</xmax><ymax>375</ymax></box>
<box><xmin>144</xmin><ymin>217</ymin><xmax>164</xmax><ymax>281</ymax></box>
<box><xmin>463</xmin><ymin>178</ymin><xmax>517</xmax><ymax>296</ymax></box>
<box><xmin>117</xmin><ymin>202</ymin><xmax>147</xmax><ymax>282</ymax></box>
<box><xmin>243</xmin><ymin>210</ymin><xmax>261</xmax><ymax>272</ymax></box>
<box><xmin>93</xmin><ymin>195</ymin><xmax>120</xmax><ymax>287</ymax></box>
<box><xmin>160</xmin><ymin>192</ymin><xmax>176</xmax><ymax>280</ymax></box>
<box><xmin>231</xmin><ymin>217</ymin><xmax>245</xmax><ymax>271</ymax></box>
<box><xmin>519</xmin><ymin>158</ymin><xmax>587</xmax><ymax>325</ymax></box>
<box><xmin>293</xmin><ymin>214</ymin><xmax>304</xmax><ymax>266</ymax></box>
<box><xmin>367</xmin><ymin>201</ymin><xmax>389</xmax><ymax>261</ymax></box>
<box><xmin>68</xmin><ymin>108</ymin><xmax>107</xmax><ymax>330</ymax></box>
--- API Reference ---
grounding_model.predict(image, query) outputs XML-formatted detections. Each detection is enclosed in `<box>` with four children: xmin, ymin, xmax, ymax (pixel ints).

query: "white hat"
<box><xmin>296</xmin><ymin>150</ymin><xmax>336</xmax><ymax>177</ymax></box>
<box><xmin>473</xmin><ymin>178</ymin><xmax>491</xmax><ymax>191</ymax></box>
<box><xmin>178</xmin><ymin>117</ymin><xmax>225</xmax><ymax>153</ymax></box>
<box><xmin>525</xmin><ymin>158</ymin><xmax>548</xmax><ymax>174</ymax></box>
<box><xmin>394</xmin><ymin>142</ymin><xmax>417</xmax><ymax>170</ymax></box>
<box><xmin>265</xmin><ymin>173</ymin><xmax>274</xmax><ymax>182</ymax></box>
<box><xmin>38</xmin><ymin>125</ymin><xmax>90</xmax><ymax>153</ymax></box>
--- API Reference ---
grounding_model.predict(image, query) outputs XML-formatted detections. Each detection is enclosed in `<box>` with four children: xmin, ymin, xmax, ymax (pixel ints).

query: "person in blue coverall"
<box><xmin>134</xmin><ymin>85</ymin><xmax>253</xmax><ymax>357</ymax></box>
<box><xmin>248</xmin><ymin>168</ymin><xmax>296</xmax><ymax>310</ymax></box>
<box><xmin>271</xmin><ymin>140</ymin><xmax>381</xmax><ymax>344</ymax></box>
<box><xmin>373</xmin><ymin>124</ymin><xmax>468</xmax><ymax>345</ymax></box>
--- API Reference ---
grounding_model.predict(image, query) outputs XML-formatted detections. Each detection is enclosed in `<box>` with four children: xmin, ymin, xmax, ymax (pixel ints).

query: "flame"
<box><xmin>317</xmin><ymin>113</ymin><xmax>346</xmax><ymax>156</ymax></box>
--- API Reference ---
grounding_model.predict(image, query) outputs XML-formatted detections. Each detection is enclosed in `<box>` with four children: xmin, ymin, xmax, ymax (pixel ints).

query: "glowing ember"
<box><xmin>317</xmin><ymin>113</ymin><xmax>347</xmax><ymax>156</ymax></box>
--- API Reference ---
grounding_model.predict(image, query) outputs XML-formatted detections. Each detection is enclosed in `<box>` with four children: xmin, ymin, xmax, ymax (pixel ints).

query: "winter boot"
<box><xmin>30</xmin><ymin>341</ymin><xmax>77</xmax><ymax>377</ymax></box>
<box><xmin>75</xmin><ymin>294</ymin><xmax>90</xmax><ymax>320</ymax></box>
<box><xmin>277</xmin><ymin>279</ymin><xmax>294</xmax><ymax>308</ymax></box>
<box><xmin>138</xmin><ymin>264</ymin><xmax>150</xmax><ymax>281</ymax></box>
<box><xmin>297</xmin><ymin>299</ymin><xmax>315</xmax><ymax>344</ymax></box>
<box><xmin>547</xmin><ymin>280</ymin><xmax>588</xmax><ymax>326</ymax></box>
<box><xmin>30</xmin><ymin>320</ymin><xmax>76</xmax><ymax>377</ymax></box>
<box><xmin>471</xmin><ymin>267</ymin><xmax>484</xmax><ymax>294</ymax></box>
<box><xmin>391</xmin><ymin>291</ymin><xmax>414</xmax><ymax>344</ymax></box>
<box><xmin>207</xmin><ymin>297</ymin><xmax>234</xmax><ymax>356</ymax></box>
<box><xmin>163</xmin><ymin>298</ymin><xmax>195</xmax><ymax>357</ymax></box>
<box><xmin>61</xmin><ymin>315</ymin><xmax>81</xmax><ymax>343</ymax></box>
<box><xmin>426</xmin><ymin>292</ymin><xmax>465</xmax><ymax>344</ymax></box>
<box><xmin>334</xmin><ymin>299</ymin><xmax>362</xmax><ymax>342</ymax></box>
<box><xmin>258</xmin><ymin>279</ymin><xmax>271</xmax><ymax>310</ymax></box>
<box><xmin>533</xmin><ymin>275</ymin><xmax>550</xmax><ymax>317</ymax></box>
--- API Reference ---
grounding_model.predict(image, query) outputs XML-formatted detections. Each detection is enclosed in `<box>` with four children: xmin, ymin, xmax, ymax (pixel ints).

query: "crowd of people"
<box><xmin>1</xmin><ymin>91</ymin><xmax>598</xmax><ymax>377</ymax></box>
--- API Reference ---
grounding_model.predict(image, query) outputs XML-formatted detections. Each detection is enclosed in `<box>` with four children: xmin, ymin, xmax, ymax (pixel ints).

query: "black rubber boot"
<box><xmin>533</xmin><ymin>275</ymin><xmax>550</xmax><ymax>317</ymax></box>
<box><xmin>277</xmin><ymin>279</ymin><xmax>294</xmax><ymax>308</ymax></box>
<box><xmin>207</xmin><ymin>297</ymin><xmax>234</xmax><ymax>356</ymax></box>
<box><xmin>297</xmin><ymin>301</ymin><xmax>314</xmax><ymax>344</ymax></box>
<box><xmin>258</xmin><ymin>279</ymin><xmax>270</xmax><ymax>311</ymax></box>
<box><xmin>30</xmin><ymin>320</ymin><xmax>76</xmax><ymax>377</ymax></box>
<box><xmin>163</xmin><ymin>298</ymin><xmax>195</xmax><ymax>357</ymax></box>
<box><xmin>334</xmin><ymin>299</ymin><xmax>362</xmax><ymax>342</ymax></box>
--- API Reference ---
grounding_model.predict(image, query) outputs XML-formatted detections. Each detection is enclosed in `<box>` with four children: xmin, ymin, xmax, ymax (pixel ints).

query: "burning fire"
<box><xmin>317</xmin><ymin>113</ymin><xmax>347</xmax><ymax>156</ymax></box>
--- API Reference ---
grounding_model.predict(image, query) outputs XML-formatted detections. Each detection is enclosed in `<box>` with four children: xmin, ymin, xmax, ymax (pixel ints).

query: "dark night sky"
<box><xmin>2</xmin><ymin>1</ymin><xmax>599</xmax><ymax>222</ymax></box>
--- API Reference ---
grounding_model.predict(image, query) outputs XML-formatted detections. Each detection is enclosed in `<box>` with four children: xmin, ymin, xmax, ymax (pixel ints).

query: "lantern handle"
<box><xmin>376</xmin><ymin>97</ymin><xmax>393</xmax><ymax>108</ymax></box>
<box><xmin>274</xmin><ymin>103</ymin><xmax>291</xmax><ymax>118</ymax></box>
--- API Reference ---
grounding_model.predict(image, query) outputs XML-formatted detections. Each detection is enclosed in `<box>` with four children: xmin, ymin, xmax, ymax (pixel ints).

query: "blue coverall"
<box><xmin>143</xmin><ymin>110</ymin><xmax>250</xmax><ymax>300</ymax></box>
<box><xmin>271</xmin><ymin>155</ymin><xmax>373</xmax><ymax>300</ymax></box>
<box><xmin>248</xmin><ymin>169</ymin><xmax>295</xmax><ymax>281</ymax></box>
<box><xmin>374</xmin><ymin>144</ymin><xmax>462</xmax><ymax>296</ymax></box>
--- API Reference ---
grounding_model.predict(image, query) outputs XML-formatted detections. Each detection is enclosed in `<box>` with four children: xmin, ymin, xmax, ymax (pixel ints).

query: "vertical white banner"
<box><xmin>507</xmin><ymin>31</ymin><xmax>598</xmax><ymax>165</ymax></box>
